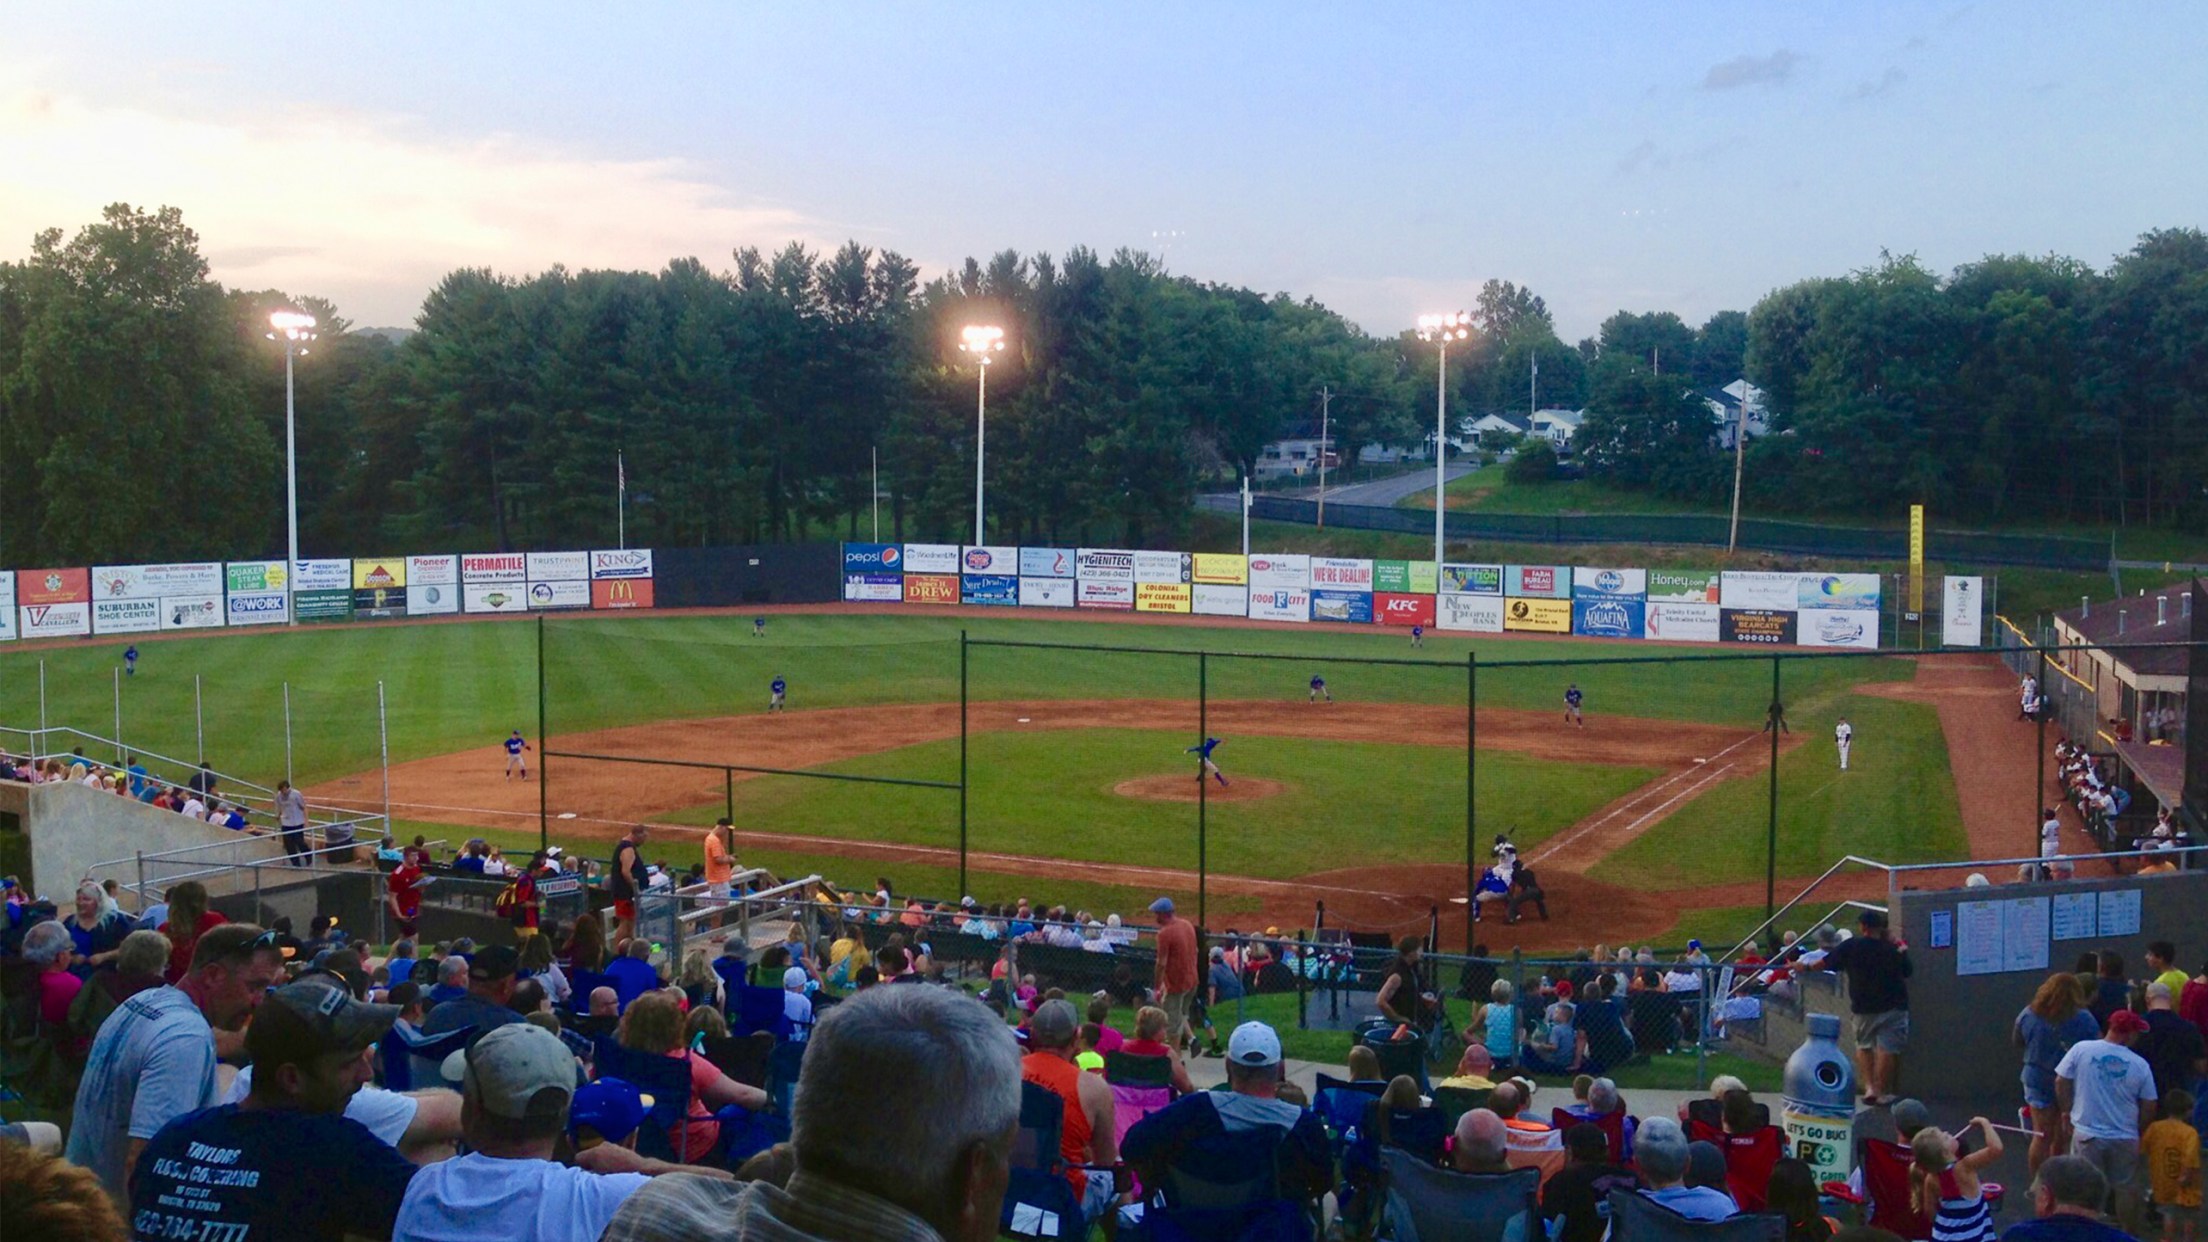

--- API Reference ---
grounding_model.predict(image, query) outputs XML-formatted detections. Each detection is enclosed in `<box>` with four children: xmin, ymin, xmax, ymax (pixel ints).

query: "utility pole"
<box><xmin>1316</xmin><ymin>386</ymin><xmax>1331</xmax><ymax>529</ymax></box>
<box><xmin>1727</xmin><ymin>393</ymin><xmax>1748</xmax><ymax>553</ymax></box>
<box><xmin>1530</xmin><ymin>351</ymin><xmax>1538</xmax><ymax>419</ymax></box>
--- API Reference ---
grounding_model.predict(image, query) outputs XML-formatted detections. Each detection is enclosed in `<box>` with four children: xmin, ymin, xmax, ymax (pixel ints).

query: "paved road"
<box><xmin>1199</xmin><ymin>464</ymin><xmax>1480</xmax><ymax>514</ymax></box>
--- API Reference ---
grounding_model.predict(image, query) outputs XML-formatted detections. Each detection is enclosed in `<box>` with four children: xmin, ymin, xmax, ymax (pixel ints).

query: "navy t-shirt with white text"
<box><xmin>130</xmin><ymin>1104</ymin><xmax>416</xmax><ymax>1242</ymax></box>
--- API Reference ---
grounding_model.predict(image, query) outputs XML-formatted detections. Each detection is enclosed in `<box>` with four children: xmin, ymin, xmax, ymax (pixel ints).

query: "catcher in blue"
<box><xmin>769</xmin><ymin>674</ymin><xmax>787</xmax><ymax>712</ymax></box>
<box><xmin>1186</xmin><ymin>736</ymin><xmax>1228</xmax><ymax>787</ymax></box>
<box><xmin>503</xmin><ymin>729</ymin><xmax>530</xmax><ymax>779</ymax></box>
<box><xmin>1307</xmin><ymin>674</ymin><xmax>1332</xmax><ymax>704</ymax></box>
<box><xmin>1564</xmin><ymin>682</ymin><xmax>1584</xmax><ymax>728</ymax></box>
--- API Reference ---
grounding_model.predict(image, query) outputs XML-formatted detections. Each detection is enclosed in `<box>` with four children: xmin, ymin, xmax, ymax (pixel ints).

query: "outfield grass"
<box><xmin>0</xmin><ymin>613</ymin><xmax>1913</xmax><ymax>790</ymax></box>
<box><xmin>1587</xmin><ymin>693</ymin><xmax>1964</xmax><ymax>890</ymax></box>
<box><xmin>668</xmin><ymin>729</ymin><xmax>1656</xmax><ymax>880</ymax></box>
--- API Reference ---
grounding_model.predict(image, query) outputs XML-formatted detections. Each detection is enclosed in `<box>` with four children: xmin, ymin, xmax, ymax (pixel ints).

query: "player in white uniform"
<box><xmin>1834</xmin><ymin>717</ymin><xmax>1852</xmax><ymax>771</ymax></box>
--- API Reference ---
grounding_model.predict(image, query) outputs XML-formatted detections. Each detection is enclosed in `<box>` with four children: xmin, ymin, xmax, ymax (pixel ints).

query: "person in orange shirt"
<box><xmin>703</xmin><ymin>818</ymin><xmax>737</xmax><ymax>899</ymax></box>
<box><xmin>1490</xmin><ymin>1079</ymin><xmax>1566</xmax><ymax>1186</ymax></box>
<box><xmin>2145</xmin><ymin>1089</ymin><xmax>2200</xmax><ymax>1242</ymax></box>
<box><xmin>1150</xmin><ymin>897</ymin><xmax>1200</xmax><ymax>1054</ymax></box>
<box><xmin>1022</xmin><ymin>1000</ymin><xmax>1120</xmax><ymax>1230</ymax></box>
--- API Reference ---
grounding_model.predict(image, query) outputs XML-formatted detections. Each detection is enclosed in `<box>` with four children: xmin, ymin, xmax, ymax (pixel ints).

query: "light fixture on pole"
<box><xmin>959</xmin><ymin>324</ymin><xmax>1005</xmax><ymax>547</ymax></box>
<box><xmin>1416</xmin><ymin>311</ymin><xmax>1471</xmax><ymax>571</ymax></box>
<box><xmin>266</xmin><ymin>310</ymin><xmax>318</xmax><ymax>625</ymax></box>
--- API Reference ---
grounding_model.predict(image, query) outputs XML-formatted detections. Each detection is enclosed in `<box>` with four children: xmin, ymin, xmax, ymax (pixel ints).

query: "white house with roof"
<box><xmin>1529</xmin><ymin>408</ymin><xmax>1585</xmax><ymax>446</ymax></box>
<box><xmin>1705</xmin><ymin>380</ymin><xmax>1771</xmax><ymax>450</ymax></box>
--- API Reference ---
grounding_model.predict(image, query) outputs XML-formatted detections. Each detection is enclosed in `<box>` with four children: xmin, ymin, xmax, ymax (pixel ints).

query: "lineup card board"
<box><xmin>1955</xmin><ymin>897</ymin><xmax>2051</xmax><ymax>976</ymax></box>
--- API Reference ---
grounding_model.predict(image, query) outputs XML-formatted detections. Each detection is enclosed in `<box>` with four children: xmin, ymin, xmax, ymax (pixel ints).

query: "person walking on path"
<box><xmin>275</xmin><ymin>780</ymin><xmax>309</xmax><ymax>866</ymax></box>
<box><xmin>1151</xmin><ymin>897</ymin><xmax>1200</xmax><ymax>1056</ymax></box>
<box><xmin>2056</xmin><ymin>1009</ymin><xmax>2160</xmax><ymax>1235</ymax></box>
<box><xmin>1825</xmin><ymin>909</ymin><xmax>1911</xmax><ymax>1105</ymax></box>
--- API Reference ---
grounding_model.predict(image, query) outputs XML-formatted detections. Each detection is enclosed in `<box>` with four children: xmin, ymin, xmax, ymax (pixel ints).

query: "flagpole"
<box><xmin>617</xmin><ymin>451</ymin><xmax>627</xmax><ymax>550</ymax></box>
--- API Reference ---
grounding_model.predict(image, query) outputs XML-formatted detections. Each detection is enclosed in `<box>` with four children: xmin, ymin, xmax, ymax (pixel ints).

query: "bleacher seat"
<box><xmin>732</xmin><ymin>984</ymin><xmax>793</xmax><ymax>1041</ymax></box>
<box><xmin>1124</xmin><ymin>1124</ymin><xmax>1316</xmax><ymax>1242</ymax></box>
<box><xmin>1821</xmin><ymin>1137</ymin><xmax>1931</xmax><ymax>1240</ymax></box>
<box><xmin>1377</xmin><ymin>1149</ymin><xmax>1539</xmax><ymax>1242</ymax></box>
<box><xmin>592</xmin><ymin>1039</ymin><xmax>702</xmax><ymax>1165</ymax></box>
<box><xmin>1104</xmin><ymin>1052</ymin><xmax>1176</xmax><ymax>1196</ymax></box>
<box><xmin>1553</xmin><ymin>1106</ymin><xmax>1630</xmax><ymax>1163</ymax></box>
<box><xmin>1687</xmin><ymin>1120</ymin><xmax>1784</xmax><ymax>1213</ymax></box>
<box><xmin>1432</xmin><ymin>1085</ymin><xmax>1491</xmax><ymax>1130</ymax></box>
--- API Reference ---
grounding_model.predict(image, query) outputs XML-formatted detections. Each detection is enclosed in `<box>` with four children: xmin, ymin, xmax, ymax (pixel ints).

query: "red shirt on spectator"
<box><xmin>161</xmin><ymin>910</ymin><xmax>228</xmax><ymax>983</ymax></box>
<box><xmin>2182</xmin><ymin>978</ymin><xmax>2208</xmax><ymax>1035</ymax></box>
<box><xmin>1155</xmin><ymin>916</ymin><xmax>1198</xmax><ymax>996</ymax></box>
<box><xmin>389</xmin><ymin>863</ymin><xmax>425</xmax><ymax>918</ymax></box>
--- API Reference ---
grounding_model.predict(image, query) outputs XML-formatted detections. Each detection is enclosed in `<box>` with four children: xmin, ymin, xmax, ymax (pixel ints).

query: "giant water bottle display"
<box><xmin>1782</xmin><ymin>1013</ymin><xmax>1857</xmax><ymax>1184</ymax></box>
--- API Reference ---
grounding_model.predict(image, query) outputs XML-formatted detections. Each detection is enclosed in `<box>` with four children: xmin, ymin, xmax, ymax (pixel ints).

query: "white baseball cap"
<box><xmin>1226</xmin><ymin>1021</ymin><xmax>1281</xmax><ymax>1068</ymax></box>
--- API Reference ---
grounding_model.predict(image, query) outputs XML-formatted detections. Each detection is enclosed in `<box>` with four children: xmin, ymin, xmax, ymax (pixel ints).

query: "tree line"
<box><xmin>2</xmin><ymin>205</ymin><xmax>2202</xmax><ymax>567</ymax></box>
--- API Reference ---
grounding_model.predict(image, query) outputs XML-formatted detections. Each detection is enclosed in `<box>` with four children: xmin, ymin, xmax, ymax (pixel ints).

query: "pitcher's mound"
<box><xmin>1113</xmin><ymin>775</ymin><xmax>1288</xmax><ymax>803</ymax></box>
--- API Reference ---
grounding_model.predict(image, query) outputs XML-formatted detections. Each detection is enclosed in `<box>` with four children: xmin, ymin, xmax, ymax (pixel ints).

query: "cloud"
<box><xmin>1851</xmin><ymin>67</ymin><xmax>1908</xmax><ymax>100</ymax></box>
<box><xmin>0</xmin><ymin>76</ymin><xmax>837</xmax><ymax>326</ymax></box>
<box><xmin>1701</xmin><ymin>50</ymin><xmax>1803</xmax><ymax>90</ymax></box>
<box><xmin>1615</xmin><ymin>140</ymin><xmax>1661</xmax><ymax>176</ymax></box>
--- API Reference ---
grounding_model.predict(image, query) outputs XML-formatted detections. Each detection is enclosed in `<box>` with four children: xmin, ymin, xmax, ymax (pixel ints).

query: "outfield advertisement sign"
<box><xmin>1190</xmin><ymin>554</ymin><xmax>1246</xmax><ymax>585</ymax></box>
<box><xmin>1503</xmin><ymin>597</ymin><xmax>1571</xmax><ymax>633</ymax></box>
<box><xmin>1441</xmin><ymin>563</ymin><xmax>1503</xmax><ymax>595</ymax></box>
<box><xmin>1572</xmin><ymin>567</ymin><xmax>1646</xmax><ymax>599</ymax></box>
<box><xmin>1246</xmin><ymin>554</ymin><xmax>1309</xmax><ymax>593</ymax></box>
<box><xmin>92</xmin><ymin>598</ymin><xmax>161</xmax><ymax>634</ymax></box>
<box><xmin>352</xmin><ymin>558</ymin><xmax>408</xmax><ymax>618</ymax></box>
<box><xmin>1437</xmin><ymin>593</ymin><xmax>1503</xmax><ymax>633</ymax></box>
<box><xmin>526</xmin><ymin>579</ymin><xmax>590</xmax><ymax>610</ymax></box>
<box><xmin>1799</xmin><ymin>573</ymin><xmax>1881</xmax><ymax>611</ymax></box>
<box><xmin>1311</xmin><ymin>589</ymin><xmax>1373</xmax><ymax>624</ymax></box>
<box><xmin>589</xmin><ymin>549</ymin><xmax>655</xmax><ymax>579</ymax></box>
<box><xmin>844</xmin><ymin>574</ymin><xmax>903</xmax><ymax>603</ymax></box>
<box><xmin>1019</xmin><ymin>578</ymin><xmax>1074</xmax><ymax>608</ymax></box>
<box><xmin>1720</xmin><ymin>608</ymin><xmax>1798</xmax><ymax>645</ymax></box>
<box><xmin>1800</xmin><ymin>608</ymin><xmax>1879</xmax><ymax>649</ymax></box>
<box><xmin>1076</xmin><ymin>579</ymin><xmax>1136</xmax><ymax>610</ymax></box>
<box><xmin>93</xmin><ymin>562</ymin><xmax>224</xmax><ymax>601</ymax></box>
<box><xmin>960</xmin><ymin>546</ymin><xmax>1017</xmax><ymax>576</ymax></box>
<box><xmin>460</xmin><ymin>553</ymin><xmax>526</xmax><ymax>585</ymax></box>
<box><xmin>591</xmin><ymin>579</ymin><xmax>655</xmax><ymax>609</ymax></box>
<box><xmin>1719</xmin><ymin>572</ymin><xmax>1801</xmax><ymax>612</ymax></box>
<box><xmin>1076</xmin><ymin>548</ymin><xmax>1136</xmax><ymax>586</ymax></box>
<box><xmin>1133</xmin><ymin>551</ymin><xmax>1190</xmax><ymax>584</ymax></box>
<box><xmin>960</xmin><ymin>574</ymin><xmax>1019</xmax><ymax>606</ymax></box>
<box><xmin>463</xmin><ymin>584</ymin><xmax>526</xmax><ymax>614</ymax></box>
<box><xmin>1375</xmin><ymin>561</ymin><xmax>1439</xmax><ymax>594</ymax></box>
<box><xmin>0</xmin><ymin>572</ymin><xmax>14</xmax><ymax>641</ymax></box>
<box><xmin>1375</xmin><ymin>592</ymin><xmax>1435</xmax><ymax>627</ymax></box>
<box><xmin>902</xmin><ymin>544</ymin><xmax>959</xmax><ymax>575</ymax></box>
<box><xmin>1310</xmin><ymin>558</ymin><xmax>1373</xmax><ymax>591</ymax></box>
<box><xmin>292</xmin><ymin>559</ymin><xmax>352</xmax><ymax>621</ymax></box>
<box><xmin>842</xmin><ymin>543</ymin><xmax>901</xmax><ymax>573</ymax></box>
<box><xmin>1645</xmin><ymin>602</ymin><xmax>1721</xmax><ymax>643</ymax></box>
<box><xmin>1572</xmin><ymin>596</ymin><xmax>1646</xmax><ymax>639</ymax></box>
<box><xmin>1646</xmin><ymin>571</ymin><xmax>1721</xmax><ymax>603</ymax></box>
<box><xmin>1018</xmin><ymin>548</ymin><xmax>1075</xmax><ymax>579</ymax></box>
<box><xmin>1247</xmin><ymin>586</ymin><xmax>1310</xmax><ymax>623</ymax></box>
<box><xmin>1505</xmin><ymin>565</ymin><xmax>1571</xmax><ymax>599</ymax></box>
<box><xmin>526</xmin><ymin>551</ymin><xmax>589</xmax><ymax>582</ymax></box>
<box><xmin>163</xmin><ymin>596</ymin><xmax>223</xmax><ymax>630</ymax></box>
<box><xmin>1942</xmin><ymin>576</ymin><xmax>1984</xmax><ymax>647</ymax></box>
<box><xmin>1135</xmin><ymin>582</ymin><xmax>1191</xmax><ymax>613</ymax></box>
<box><xmin>227</xmin><ymin>590</ymin><xmax>289</xmax><ymax>626</ymax></box>
<box><xmin>1191</xmin><ymin>584</ymin><xmax>1246</xmax><ymax>617</ymax></box>
<box><xmin>20</xmin><ymin>601</ymin><xmax>91</xmax><ymax>638</ymax></box>
<box><xmin>407</xmin><ymin>555</ymin><xmax>459</xmax><ymax>616</ymax></box>
<box><xmin>904</xmin><ymin>574</ymin><xmax>959</xmax><ymax>605</ymax></box>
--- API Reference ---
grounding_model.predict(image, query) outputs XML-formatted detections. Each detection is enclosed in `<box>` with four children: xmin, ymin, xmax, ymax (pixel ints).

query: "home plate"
<box><xmin>557</xmin><ymin>812</ymin><xmax>577</xmax><ymax>820</ymax></box>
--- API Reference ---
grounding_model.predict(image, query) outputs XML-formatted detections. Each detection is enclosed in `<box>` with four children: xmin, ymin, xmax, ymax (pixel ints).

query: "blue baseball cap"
<box><xmin>1149</xmin><ymin>897</ymin><xmax>1175</xmax><ymax>914</ymax></box>
<box><xmin>569</xmin><ymin>1078</ymin><xmax>653</xmax><ymax>1145</ymax></box>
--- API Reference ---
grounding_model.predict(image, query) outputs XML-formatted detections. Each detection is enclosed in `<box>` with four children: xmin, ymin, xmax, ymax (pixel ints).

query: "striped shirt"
<box><xmin>1929</xmin><ymin>1168</ymin><xmax>1993</xmax><ymax>1242</ymax></box>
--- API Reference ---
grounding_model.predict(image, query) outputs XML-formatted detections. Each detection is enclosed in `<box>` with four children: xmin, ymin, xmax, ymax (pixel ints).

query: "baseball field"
<box><xmin>0</xmin><ymin>606</ymin><xmax>2008</xmax><ymax>949</ymax></box>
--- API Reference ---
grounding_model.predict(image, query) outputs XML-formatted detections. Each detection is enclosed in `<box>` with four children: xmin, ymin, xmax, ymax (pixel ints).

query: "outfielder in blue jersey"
<box><xmin>1564</xmin><ymin>683</ymin><xmax>1584</xmax><ymax>728</ymax></box>
<box><xmin>124</xmin><ymin>645</ymin><xmax>139</xmax><ymax>676</ymax></box>
<box><xmin>769</xmin><ymin>675</ymin><xmax>787</xmax><ymax>713</ymax></box>
<box><xmin>503</xmin><ymin>730</ymin><xmax>530</xmax><ymax>779</ymax></box>
<box><xmin>1185</xmin><ymin>736</ymin><xmax>1228</xmax><ymax>787</ymax></box>
<box><xmin>1308</xmin><ymin>674</ymin><xmax>1332</xmax><ymax>704</ymax></box>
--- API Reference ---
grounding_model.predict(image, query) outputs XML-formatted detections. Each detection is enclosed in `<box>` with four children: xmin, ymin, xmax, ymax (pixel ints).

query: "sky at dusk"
<box><xmin>3</xmin><ymin>3</ymin><xmax>2201</xmax><ymax>339</ymax></box>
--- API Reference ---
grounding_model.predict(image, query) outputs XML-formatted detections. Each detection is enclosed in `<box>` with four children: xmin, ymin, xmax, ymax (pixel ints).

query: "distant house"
<box><xmin>1253</xmin><ymin>425</ymin><xmax>1337</xmax><ymax>481</ymax></box>
<box><xmin>1528</xmin><ymin>408</ymin><xmax>1584</xmax><ymax>446</ymax></box>
<box><xmin>1464</xmin><ymin>412</ymin><xmax>1529</xmax><ymax>447</ymax></box>
<box><xmin>1705</xmin><ymin>380</ymin><xmax>1771</xmax><ymax>450</ymax></box>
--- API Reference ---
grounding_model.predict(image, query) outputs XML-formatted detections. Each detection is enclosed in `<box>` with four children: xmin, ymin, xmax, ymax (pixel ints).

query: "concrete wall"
<box><xmin>6</xmin><ymin>779</ymin><xmax>285</xmax><ymax>904</ymax></box>
<box><xmin>1893</xmin><ymin>869</ymin><xmax>2208</xmax><ymax>1102</ymax></box>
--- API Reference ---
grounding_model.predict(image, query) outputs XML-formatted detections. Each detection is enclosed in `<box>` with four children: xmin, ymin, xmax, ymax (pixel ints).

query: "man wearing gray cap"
<box><xmin>1020</xmin><ymin>999</ymin><xmax>1120</xmax><ymax>1229</ymax></box>
<box><xmin>395</xmin><ymin>1024</ymin><xmax>716</xmax><ymax>1242</ymax></box>
<box><xmin>128</xmin><ymin>978</ymin><xmax>420</xmax><ymax>1241</ymax></box>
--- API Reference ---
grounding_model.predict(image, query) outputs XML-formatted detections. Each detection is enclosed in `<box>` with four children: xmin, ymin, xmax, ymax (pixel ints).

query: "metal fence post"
<box><xmin>113</xmin><ymin>666</ymin><xmax>122</xmax><ymax>762</ymax></box>
<box><xmin>958</xmin><ymin>630</ymin><xmax>969</xmax><ymax>899</ymax></box>
<box><xmin>2034</xmin><ymin>646</ymin><xmax>2049</xmax><ymax>852</ymax></box>
<box><xmin>537</xmin><ymin>616</ymin><xmax>548</xmax><ymax>851</ymax></box>
<box><xmin>1765</xmin><ymin>655</ymin><xmax>1782</xmax><ymax>916</ymax></box>
<box><xmin>1198</xmin><ymin>650</ymin><xmax>1208</xmax><ymax>930</ymax></box>
<box><xmin>1466</xmin><ymin>650</ymin><xmax>1477</xmax><ymax>956</ymax></box>
<box><xmin>195</xmin><ymin>674</ymin><xmax>204</xmax><ymax>766</ymax></box>
<box><xmin>283</xmin><ymin>682</ymin><xmax>294</xmax><ymax>786</ymax></box>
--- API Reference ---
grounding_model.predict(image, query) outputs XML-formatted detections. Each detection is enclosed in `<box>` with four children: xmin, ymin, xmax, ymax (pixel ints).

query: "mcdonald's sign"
<box><xmin>591</xmin><ymin>578</ymin><xmax>655</xmax><ymax>610</ymax></box>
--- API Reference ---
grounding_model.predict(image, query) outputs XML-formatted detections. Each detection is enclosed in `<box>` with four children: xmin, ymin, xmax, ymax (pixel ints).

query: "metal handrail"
<box><xmin>4</xmin><ymin>722</ymin><xmax>379</xmax><ymax>826</ymax></box>
<box><xmin>1718</xmin><ymin>854</ymin><xmax>1893</xmax><ymax>965</ymax></box>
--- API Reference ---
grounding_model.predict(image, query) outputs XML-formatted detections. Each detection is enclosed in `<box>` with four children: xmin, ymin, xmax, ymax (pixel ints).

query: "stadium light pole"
<box><xmin>267</xmin><ymin>310</ymin><xmax>318</xmax><ymax>625</ymax></box>
<box><xmin>960</xmin><ymin>325</ymin><xmax>1005</xmax><ymax>547</ymax></box>
<box><xmin>1416</xmin><ymin>312</ymin><xmax>1472</xmax><ymax>570</ymax></box>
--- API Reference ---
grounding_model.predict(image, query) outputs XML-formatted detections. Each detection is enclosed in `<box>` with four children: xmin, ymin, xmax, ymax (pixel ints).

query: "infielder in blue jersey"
<box><xmin>503</xmin><ymin>729</ymin><xmax>530</xmax><ymax>779</ymax></box>
<box><xmin>1409</xmin><ymin>624</ymin><xmax>1424</xmax><ymax>648</ymax></box>
<box><xmin>1308</xmin><ymin>674</ymin><xmax>1332</xmax><ymax>704</ymax></box>
<box><xmin>1186</xmin><ymin>736</ymin><xmax>1228</xmax><ymax>787</ymax></box>
<box><xmin>1564</xmin><ymin>683</ymin><xmax>1584</xmax><ymax>728</ymax></box>
<box><xmin>769</xmin><ymin>675</ymin><xmax>787</xmax><ymax>713</ymax></box>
